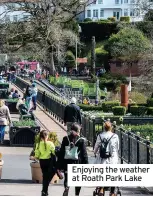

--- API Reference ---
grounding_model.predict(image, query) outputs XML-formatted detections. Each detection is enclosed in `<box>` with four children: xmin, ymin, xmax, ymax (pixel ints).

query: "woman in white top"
<box><xmin>94</xmin><ymin>121</ymin><xmax>119</xmax><ymax>196</ymax></box>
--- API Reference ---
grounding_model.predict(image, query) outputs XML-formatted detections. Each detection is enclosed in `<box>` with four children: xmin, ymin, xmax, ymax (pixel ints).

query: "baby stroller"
<box><xmin>93</xmin><ymin>187</ymin><xmax>121</xmax><ymax>196</ymax></box>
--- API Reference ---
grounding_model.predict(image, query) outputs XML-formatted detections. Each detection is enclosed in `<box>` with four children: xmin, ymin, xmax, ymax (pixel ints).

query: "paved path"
<box><xmin>0</xmin><ymin>147</ymin><xmax>152</xmax><ymax>196</ymax></box>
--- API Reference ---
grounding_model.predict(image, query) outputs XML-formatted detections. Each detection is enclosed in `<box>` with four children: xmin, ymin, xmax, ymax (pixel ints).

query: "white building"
<box><xmin>0</xmin><ymin>3</ymin><xmax>31</xmax><ymax>23</ymax></box>
<box><xmin>85</xmin><ymin>0</ymin><xmax>145</xmax><ymax>22</ymax></box>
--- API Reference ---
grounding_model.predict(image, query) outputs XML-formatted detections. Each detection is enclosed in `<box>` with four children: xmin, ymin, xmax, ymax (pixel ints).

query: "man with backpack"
<box><xmin>64</xmin><ymin>97</ymin><xmax>82</xmax><ymax>134</ymax></box>
<box><xmin>94</xmin><ymin>121</ymin><xmax>119</xmax><ymax>196</ymax></box>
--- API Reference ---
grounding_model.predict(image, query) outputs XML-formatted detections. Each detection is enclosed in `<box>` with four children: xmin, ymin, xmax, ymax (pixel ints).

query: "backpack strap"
<box><xmin>98</xmin><ymin>133</ymin><xmax>115</xmax><ymax>143</ymax></box>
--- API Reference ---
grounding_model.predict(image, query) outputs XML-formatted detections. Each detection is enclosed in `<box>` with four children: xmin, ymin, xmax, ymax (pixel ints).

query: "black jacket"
<box><xmin>64</xmin><ymin>104</ymin><xmax>82</xmax><ymax>124</ymax></box>
<box><xmin>57</xmin><ymin>134</ymin><xmax>88</xmax><ymax>171</ymax></box>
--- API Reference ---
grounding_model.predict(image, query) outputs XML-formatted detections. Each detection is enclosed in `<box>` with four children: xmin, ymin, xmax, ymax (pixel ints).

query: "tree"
<box><xmin>1</xmin><ymin>0</ymin><xmax>95</xmax><ymax>75</ymax></box>
<box><xmin>106</xmin><ymin>27</ymin><xmax>150</xmax><ymax>65</ymax></box>
<box><xmin>144</xmin><ymin>9</ymin><xmax>153</xmax><ymax>21</ymax></box>
<box><xmin>65</xmin><ymin>50</ymin><xmax>75</xmax><ymax>67</ymax></box>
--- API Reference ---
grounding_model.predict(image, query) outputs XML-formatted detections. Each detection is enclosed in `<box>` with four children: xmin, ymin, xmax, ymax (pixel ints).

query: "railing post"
<box><xmin>146</xmin><ymin>136</ymin><xmax>150</xmax><ymax>164</ymax></box>
<box><xmin>120</xmin><ymin>128</ymin><xmax>123</xmax><ymax>164</ymax></box>
<box><xmin>136</xmin><ymin>132</ymin><xmax>140</xmax><ymax>164</ymax></box>
<box><xmin>92</xmin><ymin>116</ymin><xmax>95</xmax><ymax>150</ymax></box>
<box><xmin>127</xmin><ymin>129</ymin><xmax>131</xmax><ymax>164</ymax></box>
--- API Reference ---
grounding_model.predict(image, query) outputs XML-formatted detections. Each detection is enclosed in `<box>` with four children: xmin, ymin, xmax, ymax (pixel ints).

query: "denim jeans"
<box><xmin>0</xmin><ymin>125</ymin><xmax>6</xmax><ymax>141</ymax></box>
<box><xmin>32</xmin><ymin>96</ymin><xmax>37</xmax><ymax>110</ymax></box>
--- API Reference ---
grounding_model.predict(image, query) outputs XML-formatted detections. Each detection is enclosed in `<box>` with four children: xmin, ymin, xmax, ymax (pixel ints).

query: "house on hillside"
<box><xmin>109</xmin><ymin>60</ymin><xmax>143</xmax><ymax>77</ymax></box>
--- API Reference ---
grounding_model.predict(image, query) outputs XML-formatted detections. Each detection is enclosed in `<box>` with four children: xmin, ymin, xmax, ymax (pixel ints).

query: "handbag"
<box><xmin>64</xmin><ymin>136</ymin><xmax>80</xmax><ymax>160</ymax></box>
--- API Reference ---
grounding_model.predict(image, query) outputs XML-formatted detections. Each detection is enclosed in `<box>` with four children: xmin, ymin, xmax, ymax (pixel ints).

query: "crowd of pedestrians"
<box><xmin>29</xmin><ymin>96</ymin><xmax>119</xmax><ymax>196</ymax></box>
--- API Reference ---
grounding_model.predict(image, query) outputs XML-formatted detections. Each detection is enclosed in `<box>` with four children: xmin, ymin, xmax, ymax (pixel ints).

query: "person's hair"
<box><xmin>32</xmin><ymin>83</ymin><xmax>36</xmax><ymax>87</ymax></box>
<box><xmin>0</xmin><ymin>99</ymin><xmax>4</xmax><ymax>107</ymax></box>
<box><xmin>71</xmin><ymin>123</ymin><xmax>81</xmax><ymax>133</ymax></box>
<box><xmin>38</xmin><ymin>130</ymin><xmax>48</xmax><ymax>150</ymax></box>
<box><xmin>15</xmin><ymin>90</ymin><xmax>18</xmax><ymax>93</ymax></box>
<box><xmin>104</xmin><ymin>121</ymin><xmax>112</xmax><ymax>132</ymax></box>
<box><xmin>8</xmin><ymin>91</ymin><xmax>11</xmax><ymax>95</ymax></box>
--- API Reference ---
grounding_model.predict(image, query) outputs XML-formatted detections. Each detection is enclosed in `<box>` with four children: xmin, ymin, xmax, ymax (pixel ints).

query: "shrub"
<box><xmin>79</xmin><ymin>104</ymin><xmax>103</xmax><ymax>111</ymax></box>
<box><xmin>13</xmin><ymin>120</ymin><xmax>37</xmax><ymax>127</ymax></box>
<box><xmin>130</xmin><ymin>106</ymin><xmax>147</xmax><ymax>116</ymax></box>
<box><xmin>84</xmin><ymin>18</ymin><xmax>92</xmax><ymax>22</ymax></box>
<box><xmin>147</xmin><ymin>98</ymin><xmax>153</xmax><ymax>107</ymax></box>
<box><xmin>129</xmin><ymin>91</ymin><xmax>147</xmax><ymax>104</ymax></box>
<box><xmin>108</xmin><ymin>17</ymin><xmax>116</xmax><ymax>22</ymax></box>
<box><xmin>102</xmin><ymin>101</ymin><xmax>120</xmax><ymax>112</ymax></box>
<box><xmin>79</xmin><ymin>22</ymin><xmax>118</xmax><ymax>42</ymax></box>
<box><xmin>124</xmin><ymin>124</ymin><xmax>153</xmax><ymax>142</ymax></box>
<box><xmin>147</xmin><ymin>107</ymin><xmax>153</xmax><ymax>115</ymax></box>
<box><xmin>112</xmin><ymin>106</ymin><xmax>126</xmax><ymax>116</ymax></box>
<box><xmin>120</xmin><ymin>16</ymin><xmax>130</xmax><ymax>22</ymax></box>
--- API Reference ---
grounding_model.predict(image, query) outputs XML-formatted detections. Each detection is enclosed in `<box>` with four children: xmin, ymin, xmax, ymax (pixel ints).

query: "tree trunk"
<box><xmin>91</xmin><ymin>36</ymin><xmax>96</xmax><ymax>76</ymax></box>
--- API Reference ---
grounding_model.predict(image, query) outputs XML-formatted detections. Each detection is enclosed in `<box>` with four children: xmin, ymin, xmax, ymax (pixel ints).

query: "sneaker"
<box><xmin>63</xmin><ymin>187</ymin><xmax>69</xmax><ymax>196</ymax></box>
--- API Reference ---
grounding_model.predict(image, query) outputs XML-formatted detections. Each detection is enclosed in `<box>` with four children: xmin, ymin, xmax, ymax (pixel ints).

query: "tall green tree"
<box><xmin>106</xmin><ymin>27</ymin><xmax>150</xmax><ymax>65</ymax></box>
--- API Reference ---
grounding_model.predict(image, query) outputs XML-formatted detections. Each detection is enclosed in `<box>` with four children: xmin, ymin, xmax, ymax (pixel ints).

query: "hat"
<box><xmin>71</xmin><ymin>97</ymin><xmax>76</xmax><ymax>104</ymax></box>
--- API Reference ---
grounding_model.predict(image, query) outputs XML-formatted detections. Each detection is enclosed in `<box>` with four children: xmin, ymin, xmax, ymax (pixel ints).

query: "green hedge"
<box><xmin>112</xmin><ymin>106</ymin><xmax>126</xmax><ymax>116</ymax></box>
<box><xmin>102</xmin><ymin>101</ymin><xmax>120</xmax><ymax>112</ymax></box>
<box><xmin>147</xmin><ymin>98</ymin><xmax>153</xmax><ymax>107</ymax></box>
<box><xmin>130</xmin><ymin>106</ymin><xmax>147</xmax><ymax>116</ymax></box>
<box><xmin>79</xmin><ymin>22</ymin><xmax>118</xmax><ymax>42</ymax></box>
<box><xmin>147</xmin><ymin>107</ymin><xmax>153</xmax><ymax>115</ymax></box>
<box><xmin>120</xmin><ymin>16</ymin><xmax>130</xmax><ymax>22</ymax></box>
<box><xmin>108</xmin><ymin>17</ymin><xmax>116</xmax><ymax>22</ymax></box>
<box><xmin>79</xmin><ymin>104</ymin><xmax>103</xmax><ymax>111</ymax></box>
<box><xmin>124</xmin><ymin>124</ymin><xmax>153</xmax><ymax>142</ymax></box>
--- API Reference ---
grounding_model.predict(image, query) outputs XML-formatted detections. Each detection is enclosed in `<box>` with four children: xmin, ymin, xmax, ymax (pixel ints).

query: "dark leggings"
<box><xmin>40</xmin><ymin>159</ymin><xmax>55</xmax><ymax>194</ymax></box>
<box><xmin>64</xmin><ymin>172</ymin><xmax>81</xmax><ymax>195</ymax></box>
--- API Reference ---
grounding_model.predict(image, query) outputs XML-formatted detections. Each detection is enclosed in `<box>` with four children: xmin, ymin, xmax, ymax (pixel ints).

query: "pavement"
<box><xmin>0</xmin><ymin>83</ymin><xmax>152</xmax><ymax>196</ymax></box>
<box><xmin>0</xmin><ymin>147</ymin><xmax>153</xmax><ymax>196</ymax></box>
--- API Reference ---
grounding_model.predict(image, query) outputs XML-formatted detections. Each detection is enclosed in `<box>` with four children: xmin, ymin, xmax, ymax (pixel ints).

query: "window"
<box><xmin>13</xmin><ymin>15</ymin><xmax>18</xmax><ymax>22</ymax></box>
<box><xmin>93</xmin><ymin>9</ymin><xmax>98</xmax><ymax>17</ymax></box>
<box><xmin>130</xmin><ymin>0</ymin><xmax>135</xmax><ymax>3</ymax></box>
<box><xmin>124</xmin><ymin>9</ymin><xmax>128</xmax><ymax>16</ymax></box>
<box><xmin>100</xmin><ymin>9</ymin><xmax>104</xmax><ymax>17</ymax></box>
<box><xmin>130</xmin><ymin>9</ymin><xmax>135</xmax><ymax>16</ymax></box>
<box><xmin>87</xmin><ymin>10</ymin><xmax>91</xmax><ymax>17</ymax></box>
<box><xmin>124</xmin><ymin>0</ymin><xmax>128</xmax><ymax>3</ymax></box>
<box><xmin>98</xmin><ymin>0</ymin><xmax>103</xmax><ymax>4</ymax></box>
<box><xmin>115</xmin><ymin>0</ymin><xmax>119</xmax><ymax>4</ymax></box>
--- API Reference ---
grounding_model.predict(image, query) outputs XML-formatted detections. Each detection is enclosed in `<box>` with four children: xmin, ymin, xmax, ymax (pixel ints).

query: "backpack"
<box><xmin>64</xmin><ymin>136</ymin><xmax>80</xmax><ymax>160</ymax></box>
<box><xmin>99</xmin><ymin>133</ymin><xmax>115</xmax><ymax>159</ymax></box>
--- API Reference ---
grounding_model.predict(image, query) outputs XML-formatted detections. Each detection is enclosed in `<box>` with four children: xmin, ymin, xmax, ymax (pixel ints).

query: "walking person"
<box><xmin>64</xmin><ymin>97</ymin><xmax>82</xmax><ymax>134</ymax></box>
<box><xmin>57</xmin><ymin>123</ymin><xmax>88</xmax><ymax>196</ymax></box>
<box><xmin>31</xmin><ymin>83</ymin><xmax>38</xmax><ymax>110</ymax></box>
<box><xmin>34</xmin><ymin>130</ymin><xmax>56</xmax><ymax>196</ymax></box>
<box><xmin>24</xmin><ymin>85</ymin><xmax>32</xmax><ymax>111</ymax></box>
<box><xmin>0</xmin><ymin>99</ymin><xmax>11</xmax><ymax>144</ymax></box>
<box><xmin>94</xmin><ymin>121</ymin><xmax>119</xmax><ymax>196</ymax></box>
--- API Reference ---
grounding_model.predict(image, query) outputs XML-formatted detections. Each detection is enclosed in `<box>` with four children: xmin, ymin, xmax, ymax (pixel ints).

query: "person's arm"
<box><xmin>6</xmin><ymin>107</ymin><xmax>11</xmax><ymax>124</ymax></box>
<box><xmin>94</xmin><ymin>135</ymin><xmax>101</xmax><ymax>155</ymax></box>
<box><xmin>34</xmin><ymin>143</ymin><xmax>40</xmax><ymax>159</ymax></box>
<box><xmin>64</xmin><ymin>106</ymin><xmax>67</xmax><ymax>124</ymax></box>
<box><xmin>77</xmin><ymin>108</ymin><xmax>82</xmax><ymax>125</ymax></box>
<box><xmin>80</xmin><ymin>139</ymin><xmax>88</xmax><ymax>164</ymax></box>
<box><xmin>109</xmin><ymin>135</ymin><xmax>119</xmax><ymax>164</ymax></box>
<box><xmin>57</xmin><ymin>137</ymin><xmax>66</xmax><ymax>170</ymax></box>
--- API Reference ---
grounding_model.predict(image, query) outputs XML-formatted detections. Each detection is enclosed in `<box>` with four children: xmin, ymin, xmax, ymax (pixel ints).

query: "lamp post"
<box><xmin>75</xmin><ymin>25</ymin><xmax>82</xmax><ymax>71</ymax></box>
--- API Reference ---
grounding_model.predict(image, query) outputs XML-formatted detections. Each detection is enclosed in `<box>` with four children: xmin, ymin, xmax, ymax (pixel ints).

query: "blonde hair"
<box><xmin>0</xmin><ymin>100</ymin><xmax>4</xmax><ymax>107</ymax></box>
